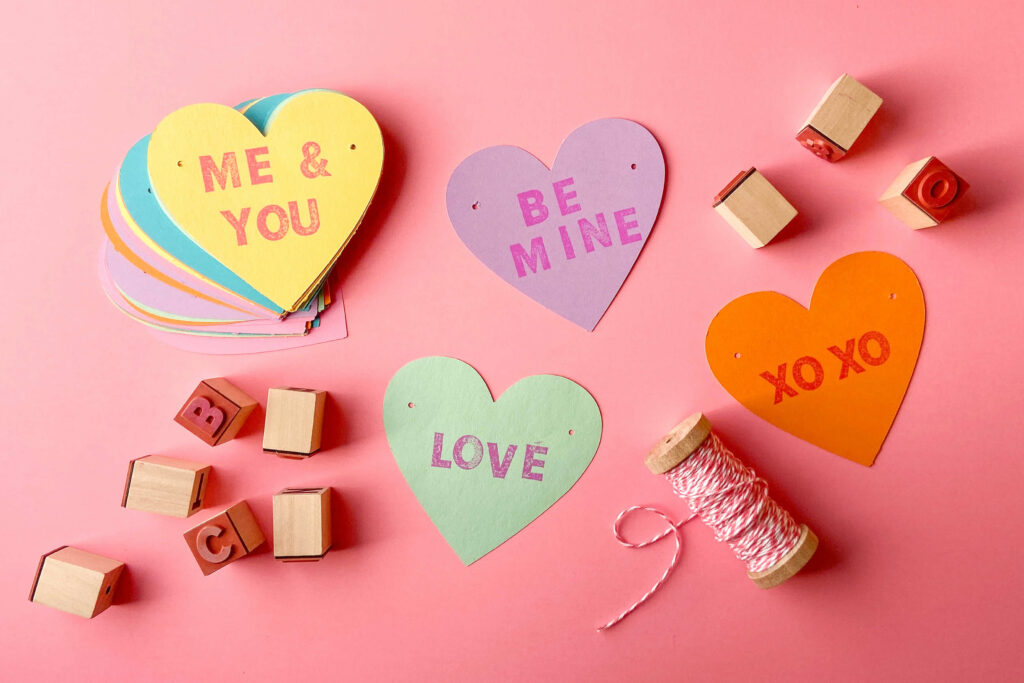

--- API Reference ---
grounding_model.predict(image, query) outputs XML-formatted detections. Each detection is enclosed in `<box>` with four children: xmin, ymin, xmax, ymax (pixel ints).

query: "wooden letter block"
<box><xmin>273</xmin><ymin>487</ymin><xmax>332</xmax><ymax>561</ymax></box>
<box><xmin>797</xmin><ymin>74</ymin><xmax>882</xmax><ymax>161</ymax></box>
<box><xmin>263</xmin><ymin>387</ymin><xmax>327</xmax><ymax>458</ymax></box>
<box><xmin>30</xmin><ymin>547</ymin><xmax>125</xmax><ymax>618</ymax></box>
<box><xmin>183</xmin><ymin>501</ymin><xmax>265</xmax><ymax>576</ymax></box>
<box><xmin>174</xmin><ymin>377</ymin><xmax>258</xmax><ymax>446</ymax></box>
<box><xmin>879</xmin><ymin>156</ymin><xmax>969</xmax><ymax>229</ymax></box>
<box><xmin>122</xmin><ymin>455</ymin><xmax>212</xmax><ymax>518</ymax></box>
<box><xmin>713</xmin><ymin>168</ymin><xmax>797</xmax><ymax>248</ymax></box>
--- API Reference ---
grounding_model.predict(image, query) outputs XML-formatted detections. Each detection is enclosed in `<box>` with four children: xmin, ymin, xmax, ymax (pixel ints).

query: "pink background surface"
<box><xmin>2</xmin><ymin>1</ymin><xmax>1022</xmax><ymax>680</ymax></box>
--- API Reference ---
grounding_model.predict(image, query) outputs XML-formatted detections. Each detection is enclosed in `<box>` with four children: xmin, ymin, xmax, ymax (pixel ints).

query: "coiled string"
<box><xmin>597</xmin><ymin>433</ymin><xmax>800</xmax><ymax>631</ymax></box>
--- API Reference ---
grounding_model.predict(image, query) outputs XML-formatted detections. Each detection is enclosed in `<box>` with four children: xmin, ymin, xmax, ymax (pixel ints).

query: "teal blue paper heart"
<box><xmin>383</xmin><ymin>357</ymin><xmax>602</xmax><ymax>564</ymax></box>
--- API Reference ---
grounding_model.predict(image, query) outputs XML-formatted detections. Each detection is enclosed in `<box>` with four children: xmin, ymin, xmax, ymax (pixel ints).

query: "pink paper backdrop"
<box><xmin>2</xmin><ymin>1</ymin><xmax>1022</xmax><ymax>680</ymax></box>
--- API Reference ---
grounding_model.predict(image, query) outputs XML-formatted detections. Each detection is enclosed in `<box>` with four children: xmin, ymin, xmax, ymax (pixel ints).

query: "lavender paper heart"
<box><xmin>446</xmin><ymin>119</ymin><xmax>665</xmax><ymax>330</ymax></box>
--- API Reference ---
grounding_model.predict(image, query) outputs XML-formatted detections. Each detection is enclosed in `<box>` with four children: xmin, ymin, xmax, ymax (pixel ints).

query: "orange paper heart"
<box><xmin>706</xmin><ymin>252</ymin><xmax>924</xmax><ymax>466</ymax></box>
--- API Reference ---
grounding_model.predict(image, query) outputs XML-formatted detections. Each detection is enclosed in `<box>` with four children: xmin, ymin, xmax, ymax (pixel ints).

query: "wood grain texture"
<box><xmin>272</xmin><ymin>488</ymin><xmax>332</xmax><ymax>560</ymax></box>
<box><xmin>747</xmin><ymin>524</ymin><xmax>819</xmax><ymax>588</ymax></box>
<box><xmin>645</xmin><ymin>413</ymin><xmax>712</xmax><ymax>474</ymax></box>
<box><xmin>29</xmin><ymin>547</ymin><xmax>124</xmax><ymax>618</ymax></box>
<box><xmin>263</xmin><ymin>388</ymin><xmax>327</xmax><ymax>456</ymax></box>
<box><xmin>803</xmin><ymin>73</ymin><xmax>882</xmax><ymax>151</ymax></box>
<box><xmin>122</xmin><ymin>455</ymin><xmax>211</xmax><ymax>518</ymax></box>
<box><xmin>713</xmin><ymin>170</ymin><xmax>797</xmax><ymax>248</ymax></box>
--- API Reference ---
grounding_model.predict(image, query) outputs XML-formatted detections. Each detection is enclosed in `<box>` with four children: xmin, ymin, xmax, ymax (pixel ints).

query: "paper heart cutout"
<box><xmin>383</xmin><ymin>357</ymin><xmax>602</xmax><ymax>564</ymax></box>
<box><xmin>706</xmin><ymin>252</ymin><xmax>925</xmax><ymax>466</ymax></box>
<box><xmin>446</xmin><ymin>119</ymin><xmax>665</xmax><ymax>330</ymax></box>
<box><xmin>116</xmin><ymin>93</ymin><xmax>303</xmax><ymax>315</ymax></box>
<box><xmin>148</xmin><ymin>91</ymin><xmax>383</xmax><ymax>312</ymax></box>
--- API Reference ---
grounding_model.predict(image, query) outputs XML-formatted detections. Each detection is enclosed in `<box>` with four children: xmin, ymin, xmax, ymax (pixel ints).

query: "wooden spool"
<box><xmin>644</xmin><ymin>412</ymin><xmax>818</xmax><ymax>589</ymax></box>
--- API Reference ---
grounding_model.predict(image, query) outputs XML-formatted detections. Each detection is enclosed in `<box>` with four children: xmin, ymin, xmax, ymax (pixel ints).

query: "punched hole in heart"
<box><xmin>630</xmin><ymin>163</ymin><xmax>637</xmax><ymax>170</ymax></box>
<box><xmin>889</xmin><ymin>293</ymin><xmax>897</xmax><ymax>299</ymax></box>
<box><xmin>734</xmin><ymin>352</ymin><xmax>742</xmax><ymax>359</ymax></box>
<box><xmin>569</xmin><ymin>429</ymin><xmax>575</xmax><ymax>436</ymax></box>
<box><xmin>176</xmin><ymin>160</ymin><xmax>183</xmax><ymax>167</ymax></box>
<box><xmin>408</xmin><ymin>402</ymin><xmax>415</xmax><ymax>408</ymax></box>
<box><xmin>472</xmin><ymin>202</ymin><xmax>480</xmax><ymax>210</ymax></box>
<box><xmin>350</xmin><ymin>144</ymin><xmax>356</xmax><ymax>150</ymax></box>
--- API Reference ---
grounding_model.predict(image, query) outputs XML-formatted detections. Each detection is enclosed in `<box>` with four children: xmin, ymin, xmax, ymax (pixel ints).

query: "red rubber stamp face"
<box><xmin>173</xmin><ymin>382</ymin><xmax>243</xmax><ymax>445</ymax></box>
<box><xmin>905</xmin><ymin>157</ymin><xmax>968</xmax><ymax>222</ymax></box>
<box><xmin>181</xmin><ymin>397</ymin><xmax>225</xmax><ymax>436</ymax></box>
<box><xmin>796</xmin><ymin>126</ymin><xmax>846</xmax><ymax>161</ymax></box>
<box><xmin>184</xmin><ymin>512</ymin><xmax>243</xmax><ymax>575</ymax></box>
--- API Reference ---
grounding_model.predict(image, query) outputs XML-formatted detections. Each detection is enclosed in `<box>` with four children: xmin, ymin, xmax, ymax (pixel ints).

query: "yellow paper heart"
<box><xmin>148</xmin><ymin>91</ymin><xmax>383</xmax><ymax>311</ymax></box>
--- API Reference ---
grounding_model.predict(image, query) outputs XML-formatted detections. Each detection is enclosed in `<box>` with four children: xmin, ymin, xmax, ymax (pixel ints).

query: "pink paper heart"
<box><xmin>446</xmin><ymin>119</ymin><xmax>665</xmax><ymax>330</ymax></box>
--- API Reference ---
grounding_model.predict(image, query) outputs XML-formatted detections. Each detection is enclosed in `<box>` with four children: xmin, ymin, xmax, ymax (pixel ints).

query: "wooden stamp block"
<box><xmin>273</xmin><ymin>487</ymin><xmax>332</xmax><ymax>561</ymax></box>
<box><xmin>713</xmin><ymin>168</ymin><xmax>797</xmax><ymax>248</ymax></box>
<box><xmin>29</xmin><ymin>546</ymin><xmax>125</xmax><ymax>618</ymax></box>
<box><xmin>797</xmin><ymin>74</ymin><xmax>882</xmax><ymax>161</ymax></box>
<box><xmin>879</xmin><ymin>156</ymin><xmax>969</xmax><ymax>229</ymax></box>
<box><xmin>122</xmin><ymin>455</ymin><xmax>212</xmax><ymax>518</ymax></box>
<box><xmin>263</xmin><ymin>388</ymin><xmax>327</xmax><ymax>458</ymax></box>
<box><xmin>183</xmin><ymin>501</ymin><xmax>265</xmax><ymax>576</ymax></box>
<box><xmin>174</xmin><ymin>378</ymin><xmax>258</xmax><ymax>446</ymax></box>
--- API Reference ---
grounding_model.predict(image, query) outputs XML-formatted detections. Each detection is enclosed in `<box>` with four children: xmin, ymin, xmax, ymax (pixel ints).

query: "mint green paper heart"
<box><xmin>383</xmin><ymin>356</ymin><xmax>602</xmax><ymax>565</ymax></box>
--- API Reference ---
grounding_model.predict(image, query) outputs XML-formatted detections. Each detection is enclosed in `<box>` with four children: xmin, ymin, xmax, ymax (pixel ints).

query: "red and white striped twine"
<box><xmin>597</xmin><ymin>433</ymin><xmax>800</xmax><ymax>631</ymax></box>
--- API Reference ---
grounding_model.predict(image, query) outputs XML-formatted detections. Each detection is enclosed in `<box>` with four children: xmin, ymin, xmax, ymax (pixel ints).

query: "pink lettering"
<box><xmin>522</xmin><ymin>444</ymin><xmax>547</xmax><ymax>482</ymax></box>
<box><xmin>453</xmin><ymin>435</ymin><xmax>483</xmax><ymax>470</ymax></box>
<box><xmin>558</xmin><ymin>225</ymin><xmax>576</xmax><ymax>260</ymax></box>
<box><xmin>579</xmin><ymin>213</ymin><xmax>612</xmax><ymax>253</ymax></box>
<box><xmin>431</xmin><ymin>432</ymin><xmax>451</xmax><ymax>469</ymax></box>
<box><xmin>488</xmin><ymin>443</ymin><xmax>518</xmax><ymax>479</ymax></box>
<box><xmin>553</xmin><ymin>177</ymin><xmax>581</xmax><ymax>216</ymax></box>
<box><xmin>510</xmin><ymin>237</ymin><xmax>551</xmax><ymax>277</ymax></box>
<box><xmin>614</xmin><ymin>207</ymin><xmax>641</xmax><ymax>244</ymax></box>
<box><xmin>517</xmin><ymin>189</ymin><xmax>549</xmax><ymax>227</ymax></box>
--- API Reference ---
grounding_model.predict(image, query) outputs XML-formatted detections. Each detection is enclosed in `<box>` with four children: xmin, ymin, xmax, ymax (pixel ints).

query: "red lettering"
<box><xmin>199</xmin><ymin>153</ymin><xmax>241</xmax><ymax>193</ymax></box>
<box><xmin>180</xmin><ymin>396</ymin><xmax>225</xmax><ymax>435</ymax></box>
<box><xmin>828</xmin><ymin>338</ymin><xmax>865</xmax><ymax>379</ymax></box>
<box><xmin>245</xmin><ymin>146</ymin><xmax>273</xmax><ymax>185</ymax></box>
<box><xmin>289</xmin><ymin>198</ymin><xmax>320</xmax><ymax>236</ymax></box>
<box><xmin>220</xmin><ymin>208</ymin><xmax>251</xmax><ymax>246</ymax></box>
<box><xmin>256</xmin><ymin>204</ymin><xmax>289</xmax><ymax>241</ymax></box>
<box><xmin>858</xmin><ymin>331</ymin><xmax>890</xmax><ymax>366</ymax></box>
<box><xmin>196</xmin><ymin>525</ymin><xmax>232</xmax><ymax>564</ymax></box>
<box><xmin>792</xmin><ymin>356</ymin><xmax>824</xmax><ymax>391</ymax></box>
<box><xmin>760</xmin><ymin>364</ymin><xmax>799</xmax><ymax>404</ymax></box>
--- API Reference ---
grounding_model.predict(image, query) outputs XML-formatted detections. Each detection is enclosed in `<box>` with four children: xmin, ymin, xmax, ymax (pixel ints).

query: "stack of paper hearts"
<box><xmin>99</xmin><ymin>89</ymin><xmax>384</xmax><ymax>353</ymax></box>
